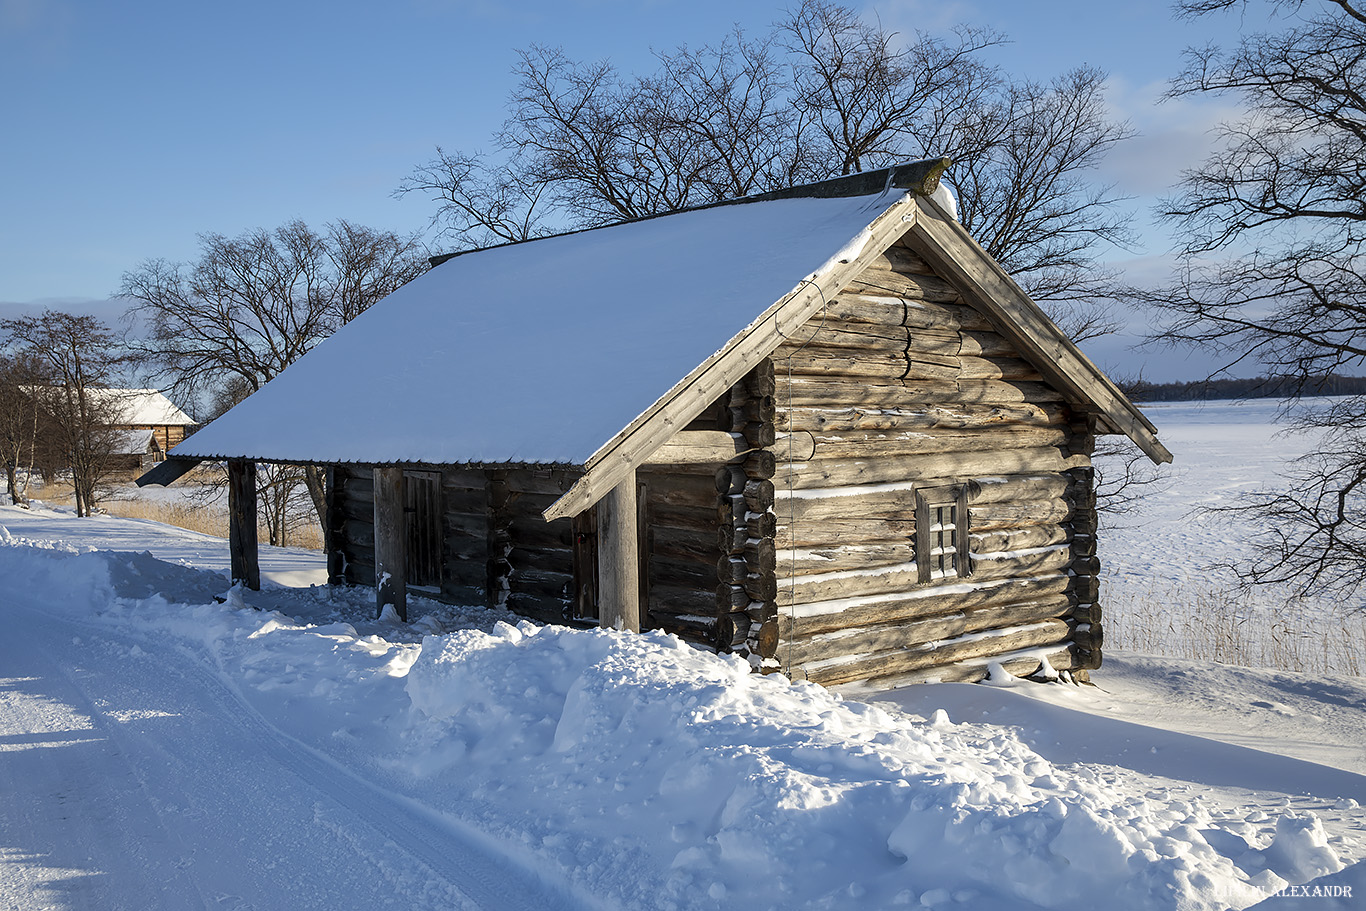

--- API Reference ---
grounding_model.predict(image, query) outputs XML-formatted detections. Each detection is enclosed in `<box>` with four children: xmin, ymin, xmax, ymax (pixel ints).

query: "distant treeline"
<box><xmin>1122</xmin><ymin>375</ymin><xmax>1366</xmax><ymax>402</ymax></box>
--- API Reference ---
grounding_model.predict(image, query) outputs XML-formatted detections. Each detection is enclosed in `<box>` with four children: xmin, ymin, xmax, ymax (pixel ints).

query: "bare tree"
<box><xmin>0</xmin><ymin>354</ymin><xmax>49</xmax><ymax>506</ymax></box>
<box><xmin>1143</xmin><ymin>0</ymin><xmax>1366</xmax><ymax>597</ymax></box>
<box><xmin>119</xmin><ymin>220</ymin><xmax>428</xmax><ymax>533</ymax></box>
<box><xmin>0</xmin><ymin>312</ymin><xmax>127</xmax><ymax>516</ymax></box>
<box><xmin>399</xmin><ymin>0</ymin><xmax>1135</xmax><ymax>334</ymax></box>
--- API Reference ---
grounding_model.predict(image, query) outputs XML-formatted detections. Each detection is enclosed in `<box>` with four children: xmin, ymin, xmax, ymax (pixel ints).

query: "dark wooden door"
<box><xmin>404</xmin><ymin>470</ymin><xmax>443</xmax><ymax>589</ymax></box>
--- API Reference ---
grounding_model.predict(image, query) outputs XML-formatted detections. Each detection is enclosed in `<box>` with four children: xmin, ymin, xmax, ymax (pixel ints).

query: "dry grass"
<box><xmin>26</xmin><ymin>477</ymin><xmax>323</xmax><ymax>551</ymax></box>
<box><xmin>1106</xmin><ymin>581</ymin><xmax>1365</xmax><ymax>677</ymax></box>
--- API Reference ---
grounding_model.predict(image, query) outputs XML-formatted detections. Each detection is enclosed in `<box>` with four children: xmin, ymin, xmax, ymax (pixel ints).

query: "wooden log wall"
<box><xmin>330</xmin><ymin>464</ymin><xmax>583</xmax><ymax>624</ymax></box>
<box><xmin>770</xmin><ymin>239</ymin><xmax>1100</xmax><ymax>687</ymax></box>
<box><xmin>638</xmin><ymin>393</ymin><xmax>728</xmax><ymax>651</ymax></box>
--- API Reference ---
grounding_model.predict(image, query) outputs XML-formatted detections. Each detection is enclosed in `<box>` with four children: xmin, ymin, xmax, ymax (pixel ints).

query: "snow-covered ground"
<box><xmin>1103</xmin><ymin>399</ymin><xmax>1366</xmax><ymax>675</ymax></box>
<box><xmin>1</xmin><ymin>401</ymin><xmax>1363</xmax><ymax>910</ymax></box>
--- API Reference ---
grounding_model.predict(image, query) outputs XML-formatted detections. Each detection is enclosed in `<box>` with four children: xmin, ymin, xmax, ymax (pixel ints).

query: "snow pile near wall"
<box><xmin>398</xmin><ymin>621</ymin><xmax>1318</xmax><ymax>910</ymax></box>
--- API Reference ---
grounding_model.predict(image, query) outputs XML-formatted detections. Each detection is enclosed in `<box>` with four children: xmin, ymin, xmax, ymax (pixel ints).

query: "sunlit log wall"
<box><xmin>767</xmin><ymin>239</ymin><xmax>1101</xmax><ymax>687</ymax></box>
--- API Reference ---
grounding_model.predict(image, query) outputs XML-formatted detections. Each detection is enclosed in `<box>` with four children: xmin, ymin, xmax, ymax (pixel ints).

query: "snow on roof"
<box><xmin>174</xmin><ymin>192</ymin><xmax>899</xmax><ymax>466</ymax></box>
<box><xmin>94</xmin><ymin>389</ymin><xmax>195</xmax><ymax>426</ymax></box>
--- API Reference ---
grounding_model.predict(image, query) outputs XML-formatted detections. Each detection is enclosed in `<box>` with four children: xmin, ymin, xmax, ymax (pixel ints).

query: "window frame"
<box><xmin>915</xmin><ymin>484</ymin><xmax>971</xmax><ymax>584</ymax></box>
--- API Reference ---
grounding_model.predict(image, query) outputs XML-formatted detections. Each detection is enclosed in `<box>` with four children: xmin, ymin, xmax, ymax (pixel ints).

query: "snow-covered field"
<box><xmin>1</xmin><ymin>400</ymin><xmax>1363</xmax><ymax>910</ymax></box>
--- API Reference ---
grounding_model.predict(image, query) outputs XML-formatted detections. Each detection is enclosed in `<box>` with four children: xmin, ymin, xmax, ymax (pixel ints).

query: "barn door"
<box><xmin>404</xmin><ymin>470</ymin><xmax>442</xmax><ymax>590</ymax></box>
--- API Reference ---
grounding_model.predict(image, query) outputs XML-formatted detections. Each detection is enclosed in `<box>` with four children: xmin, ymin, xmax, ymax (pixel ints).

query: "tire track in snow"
<box><xmin>12</xmin><ymin>605</ymin><xmax>605</xmax><ymax>911</ymax></box>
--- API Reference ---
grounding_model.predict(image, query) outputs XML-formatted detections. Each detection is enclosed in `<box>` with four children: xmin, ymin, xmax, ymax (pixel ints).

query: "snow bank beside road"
<box><xmin>4</xmin><ymin>533</ymin><xmax>1361</xmax><ymax>909</ymax></box>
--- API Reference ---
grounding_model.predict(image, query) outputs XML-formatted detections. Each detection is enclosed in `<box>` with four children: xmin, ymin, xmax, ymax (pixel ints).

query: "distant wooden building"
<box><xmin>102</xmin><ymin>389</ymin><xmax>197</xmax><ymax>456</ymax></box>
<box><xmin>142</xmin><ymin>160</ymin><xmax>1169</xmax><ymax>688</ymax></box>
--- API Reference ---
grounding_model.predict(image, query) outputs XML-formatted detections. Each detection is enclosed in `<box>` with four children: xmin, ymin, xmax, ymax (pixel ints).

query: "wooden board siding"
<box><xmin>771</xmin><ymin>240</ymin><xmax>1098</xmax><ymax>687</ymax></box>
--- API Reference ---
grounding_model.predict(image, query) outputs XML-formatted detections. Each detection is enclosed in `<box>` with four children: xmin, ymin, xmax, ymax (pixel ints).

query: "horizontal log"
<box><xmin>654</xmin><ymin>524</ymin><xmax>719</xmax><ymax>563</ymax></box>
<box><xmin>778</xmin><ymin>573</ymin><xmax>1071</xmax><ymax>636</ymax></box>
<box><xmin>644</xmin><ymin>431</ymin><xmax>749</xmax><ymax>466</ymax></box>
<box><xmin>505</xmin><ymin>594</ymin><xmax>569</xmax><ymax>625</ymax></box>
<box><xmin>505</xmin><ymin>516</ymin><xmax>575</xmax><ymax>550</ymax></box>
<box><xmin>343</xmin><ymin>518</ymin><xmax>374</xmax><ymax>548</ymax></box>
<box><xmin>776</xmin><ymin>542</ymin><xmax>917</xmax><ymax>576</ymax></box>
<box><xmin>966</xmin><ymin>474</ymin><xmax>1071</xmax><ymax>504</ymax></box>
<box><xmin>870</xmin><ymin>241</ymin><xmax>936</xmax><ymax>275</ymax></box>
<box><xmin>776</xmin><ymin>446</ymin><xmax>1078</xmax><ymax>490</ymax></box>
<box><xmin>780</xmin><ymin>353</ymin><xmax>959</xmax><ymax>384</ymax></box>
<box><xmin>507</xmin><ymin>545</ymin><xmax>574</xmax><ymax>572</ymax></box>
<box><xmin>784</xmin><ymin>611</ymin><xmax>969</xmax><ymax>665</ymax></box>
<box><xmin>652</xmin><ymin>584</ymin><xmax>721</xmax><ymax>617</ymax></box>
<box><xmin>506</xmin><ymin>567</ymin><xmax>573</xmax><ymax>599</ymax></box>
<box><xmin>652</xmin><ymin>555</ymin><xmax>720</xmax><ymax>589</ymax></box>
<box><xmin>966</xmin><ymin>544</ymin><xmax>1073</xmax><ymax>581</ymax></box>
<box><xmin>801</xmin><ymin>619</ymin><xmax>1072</xmax><ymax>687</ymax></box>
<box><xmin>880</xmin><ymin>645</ymin><xmax>1078</xmax><ymax>686</ymax></box>
<box><xmin>957</xmin><ymin>356</ymin><xmax>1042</xmax><ymax>382</ymax></box>
<box><xmin>1070</xmin><ymin>575</ymin><xmax>1100</xmax><ymax>602</ymax></box>
<box><xmin>970</xmin><ymin>524</ymin><xmax>1070</xmax><ymax>554</ymax></box>
<box><xmin>961</xmin><ymin>593</ymin><xmax>1076</xmax><ymax>633</ymax></box>
<box><xmin>842</xmin><ymin>266</ymin><xmax>962</xmax><ymax>306</ymax></box>
<box><xmin>439</xmin><ymin>581</ymin><xmax>486</xmax><ymax>606</ymax></box>
<box><xmin>969</xmin><ymin>498</ymin><xmax>1072</xmax><ymax>531</ymax></box>
<box><xmin>1072</xmin><ymin>555</ymin><xmax>1101</xmax><ymax>576</ymax></box>
<box><xmin>773</xmin><ymin>377</ymin><xmax>1067</xmax><ymax>409</ymax></box>
<box><xmin>804</xmin><ymin>426</ymin><xmax>1069</xmax><ymax>461</ymax></box>
<box><xmin>502</xmin><ymin>468</ymin><xmax>582</xmax><ymax>497</ymax></box>
<box><xmin>776</xmin><ymin>517</ymin><xmax>917</xmax><ymax>549</ymax></box>
<box><xmin>1072</xmin><ymin>623</ymin><xmax>1103</xmax><ymax>652</ymax></box>
<box><xmin>775</xmin><ymin>484</ymin><xmax>917</xmax><ymax>524</ymax></box>
<box><xmin>780</xmin><ymin>402</ymin><xmax>1067</xmax><ymax>434</ymax></box>
<box><xmin>1070</xmin><ymin>601</ymin><xmax>1102</xmax><ymax>625</ymax></box>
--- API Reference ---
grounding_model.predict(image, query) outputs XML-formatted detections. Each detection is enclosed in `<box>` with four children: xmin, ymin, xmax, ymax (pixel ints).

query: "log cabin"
<box><xmin>140</xmin><ymin>159</ymin><xmax>1171</xmax><ymax>688</ymax></box>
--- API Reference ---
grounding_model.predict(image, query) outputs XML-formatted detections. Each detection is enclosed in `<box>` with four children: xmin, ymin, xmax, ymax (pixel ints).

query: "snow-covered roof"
<box><xmin>96</xmin><ymin>389</ymin><xmax>195</xmax><ymax>426</ymax></box>
<box><xmin>166</xmin><ymin>161</ymin><xmax>1168</xmax><ymax>512</ymax></box>
<box><xmin>173</xmin><ymin>192</ymin><xmax>899</xmax><ymax>466</ymax></box>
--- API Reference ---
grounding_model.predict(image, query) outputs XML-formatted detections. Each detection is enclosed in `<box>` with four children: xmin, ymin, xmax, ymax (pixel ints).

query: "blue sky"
<box><xmin>1</xmin><ymin>0</ymin><xmax>1262</xmax><ymax>379</ymax></box>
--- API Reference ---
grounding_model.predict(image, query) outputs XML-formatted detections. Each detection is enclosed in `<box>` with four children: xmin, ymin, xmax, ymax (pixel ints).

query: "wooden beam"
<box><xmin>642</xmin><ymin>431</ymin><xmax>747</xmax><ymax>465</ymax></box>
<box><xmin>136</xmin><ymin>456</ymin><xmax>202</xmax><ymax>488</ymax></box>
<box><xmin>596</xmin><ymin>477</ymin><xmax>641</xmax><ymax>633</ymax></box>
<box><xmin>373</xmin><ymin>466</ymin><xmax>407</xmax><ymax>622</ymax></box>
<box><xmin>227</xmin><ymin>459</ymin><xmax>260</xmax><ymax>591</ymax></box>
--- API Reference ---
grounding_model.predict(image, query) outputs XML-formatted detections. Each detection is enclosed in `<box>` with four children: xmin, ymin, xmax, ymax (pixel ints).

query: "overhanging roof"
<box><xmin>157</xmin><ymin>160</ymin><xmax>1169</xmax><ymax>516</ymax></box>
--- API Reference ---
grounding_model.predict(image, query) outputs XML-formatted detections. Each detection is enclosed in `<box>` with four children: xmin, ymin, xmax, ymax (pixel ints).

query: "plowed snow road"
<box><xmin>0</xmin><ymin>602</ymin><xmax>598</xmax><ymax>911</ymax></box>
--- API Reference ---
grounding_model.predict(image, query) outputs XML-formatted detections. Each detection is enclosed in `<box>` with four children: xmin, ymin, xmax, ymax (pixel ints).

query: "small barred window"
<box><xmin>916</xmin><ymin>485</ymin><xmax>970</xmax><ymax>584</ymax></box>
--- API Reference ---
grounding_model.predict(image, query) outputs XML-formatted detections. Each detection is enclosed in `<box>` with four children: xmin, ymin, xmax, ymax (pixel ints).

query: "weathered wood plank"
<box><xmin>597</xmin><ymin>478</ymin><xmax>641</xmax><ymax>632</ymax></box>
<box><xmin>775</xmin><ymin>446</ymin><xmax>1078</xmax><ymax>490</ymax></box>
<box><xmin>777</xmin><ymin>573</ymin><xmax>1071</xmax><ymax>637</ymax></box>
<box><xmin>800</xmin><ymin>619</ymin><xmax>1072</xmax><ymax>686</ymax></box>
<box><xmin>780</xmin><ymin>403</ymin><xmax>1068</xmax><ymax>434</ymax></box>
<box><xmin>373</xmin><ymin>466</ymin><xmax>406</xmax><ymax>622</ymax></box>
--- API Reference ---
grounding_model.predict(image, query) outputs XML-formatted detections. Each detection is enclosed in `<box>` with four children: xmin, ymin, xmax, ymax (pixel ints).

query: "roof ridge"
<box><xmin>428</xmin><ymin>158</ymin><xmax>951</xmax><ymax>269</ymax></box>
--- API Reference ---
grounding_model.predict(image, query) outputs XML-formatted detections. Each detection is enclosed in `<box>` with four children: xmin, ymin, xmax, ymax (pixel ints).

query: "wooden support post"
<box><xmin>227</xmin><ymin>459</ymin><xmax>260</xmax><ymax>592</ymax></box>
<box><xmin>373</xmin><ymin>466</ymin><xmax>407</xmax><ymax>622</ymax></box>
<box><xmin>596</xmin><ymin>477</ymin><xmax>641</xmax><ymax>633</ymax></box>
